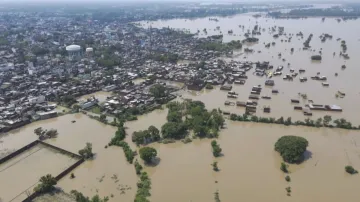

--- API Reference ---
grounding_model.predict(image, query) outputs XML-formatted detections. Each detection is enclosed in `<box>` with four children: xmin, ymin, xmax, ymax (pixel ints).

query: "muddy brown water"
<box><xmin>141</xmin><ymin>13</ymin><xmax>360</xmax><ymax>125</ymax></box>
<box><xmin>2</xmin><ymin>13</ymin><xmax>360</xmax><ymax>202</ymax></box>
<box><xmin>1</xmin><ymin>107</ymin><xmax>360</xmax><ymax>201</ymax></box>
<box><xmin>0</xmin><ymin>114</ymin><xmax>137</xmax><ymax>202</ymax></box>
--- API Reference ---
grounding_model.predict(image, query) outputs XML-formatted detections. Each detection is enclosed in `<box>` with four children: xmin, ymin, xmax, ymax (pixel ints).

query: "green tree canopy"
<box><xmin>139</xmin><ymin>147</ymin><xmax>157</xmax><ymax>164</ymax></box>
<box><xmin>79</xmin><ymin>143</ymin><xmax>94</xmax><ymax>159</ymax></box>
<box><xmin>150</xmin><ymin>84</ymin><xmax>166</xmax><ymax>98</ymax></box>
<box><xmin>275</xmin><ymin>136</ymin><xmax>309</xmax><ymax>163</ymax></box>
<box><xmin>161</xmin><ymin>122</ymin><xmax>188</xmax><ymax>139</ymax></box>
<box><xmin>34</xmin><ymin>174</ymin><xmax>57</xmax><ymax>193</ymax></box>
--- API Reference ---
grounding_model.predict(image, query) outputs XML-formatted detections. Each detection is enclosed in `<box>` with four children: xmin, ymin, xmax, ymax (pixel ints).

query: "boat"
<box><xmin>272</xmin><ymin>89</ymin><xmax>279</xmax><ymax>94</ymax></box>
<box><xmin>291</xmin><ymin>99</ymin><xmax>300</xmax><ymax>103</ymax></box>
<box><xmin>322</xmin><ymin>82</ymin><xmax>329</xmax><ymax>86</ymax></box>
<box><xmin>261</xmin><ymin>96</ymin><xmax>271</xmax><ymax>99</ymax></box>
<box><xmin>276</xmin><ymin>66</ymin><xmax>283</xmax><ymax>71</ymax></box>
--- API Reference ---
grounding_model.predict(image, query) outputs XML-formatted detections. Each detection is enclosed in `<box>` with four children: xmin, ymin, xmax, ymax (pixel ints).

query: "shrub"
<box><xmin>280</xmin><ymin>162</ymin><xmax>288</xmax><ymax>173</ymax></box>
<box><xmin>275</xmin><ymin>136</ymin><xmax>309</xmax><ymax>163</ymax></box>
<box><xmin>345</xmin><ymin>165</ymin><xmax>358</xmax><ymax>174</ymax></box>
<box><xmin>285</xmin><ymin>175</ymin><xmax>291</xmax><ymax>182</ymax></box>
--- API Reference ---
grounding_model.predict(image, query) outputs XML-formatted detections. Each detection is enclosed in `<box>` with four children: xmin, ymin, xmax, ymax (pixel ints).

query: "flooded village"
<box><xmin>2</xmin><ymin>2</ymin><xmax>360</xmax><ymax>202</ymax></box>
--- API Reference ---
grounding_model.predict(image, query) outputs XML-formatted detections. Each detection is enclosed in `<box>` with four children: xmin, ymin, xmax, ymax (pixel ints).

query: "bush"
<box><xmin>275</xmin><ymin>136</ymin><xmax>309</xmax><ymax>163</ymax></box>
<box><xmin>212</xmin><ymin>161</ymin><xmax>219</xmax><ymax>171</ymax></box>
<box><xmin>78</xmin><ymin>143</ymin><xmax>94</xmax><ymax>159</ymax></box>
<box><xmin>211</xmin><ymin>140</ymin><xmax>222</xmax><ymax>157</ymax></box>
<box><xmin>134</xmin><ymin>160</ymin><xmax>143</xmax><ymax>175</ymax></box>
<box><xmin>280</xmin><ymin>162</ymin><xmax>288</xmax><ymax>173</ymax></box>
<box><xmin>34</xmin><ymin>174</ymin><xmax>57</xmax><ymax>193</ymax></box>
<box><xmin>285</xmin><ymin>175</ymin><xmax>291</xmax><ymax>182</ymax></box>
<box><xmin>345</xmin><ymin>165</ymin><xmax>358</xmax><ymax>174</ymax></box>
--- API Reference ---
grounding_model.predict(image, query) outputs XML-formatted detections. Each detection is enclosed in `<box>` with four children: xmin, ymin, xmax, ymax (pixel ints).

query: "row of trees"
<box><xmin>229</xmin><ymin>113</ymin><xmax>358</xmax><ymax>130</ymax></box>
<box><xmin>108</xmin><ymin>125</ymin><xmax>135</xmax><ymax>163</ymax></box>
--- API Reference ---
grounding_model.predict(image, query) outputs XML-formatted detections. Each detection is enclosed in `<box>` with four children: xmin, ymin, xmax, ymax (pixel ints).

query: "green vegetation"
<box><xmin>280</xmin><ymin>162</ymin><xmax>289</xmax><ymax>173</ymax></box>
<box><xmin>228</xmin><ymin>113</ymin><xmax>359</xmax><ymax>130</ymax></box>
<box><xmin>150</xmin><ymin>84</ymin><xmax>167</xmax><ymax>98</ymax></box>
<box><xmin>150</xmin><ymin>52</ymin><xmax>179</xmax><ymax>63</ymax></box>
<box><xmin>134</xmin><ymin>172</ymin><xmax>152</xmax><ymax>202</ymax></box>
<box><xmin>78</xmin><ymin>143</ymin><xmax>94</xmax><ymax>159</ymax></box>
<box><xmin>161</xmin><ymin>100</ymin><xmax>225</xmax><ymax>141</ymax></box>
<box><xmin>71</xmin><ymin>190</ymin><xmax>109</xmax><ymax>202</ymax></box>
<box><xmin>285</xmin><ymin>186</ymin><xmax>292</xmax><ymax>195</ymax></box>
<box><xmin>214</xmin><ymin>190</ymin><xmax>221</xmax><ymax>202</ymax></box>
<box><xmin>206</xmin><ymin>83</ymin><xmax>214</xmax><ymax>89</ymax></box>
<box><xmin>212</xmin><ymin>161</ymin><xmax>219</xmax><ymax>171</ymax></box>
<box><xmin>34</xmin><ymin>127</ymin><xmax>58</xmax><ymax>140</ymax></box>
<box><xmin>275</xmin><ymin>136</ymin><xmax>309</xmax><ymax>163</ymax></box>
<box><xmin>34</xmin><ymin>174</ymin><xmax>57</xmax><ymax>193</ymax></box>
<box><xmin>110</xmin><ymin>126</ymin><xmax>126</xmax><ymax>145</ymax></box>
<box><xmin>211</xmin><ymin>140</ymin><xmax>222</xmax><ymax>157</ymax></box>
<box><xmin>132</xmin><ymin>125</ymin><xmax>161</xmax><ymax>145</ymax></box>
<box><xmin>139</xmin><ymin>147</ymin><xmax>157</xmax><ymax>164</ymax></box>
<box><xmin>91</xmin><ymin>106</ymin><xmax>102</xmax><ymax>114</ymax></box>
<box><xmin>197</xmin><ymin>40</ymin><xmax>242</xmax><ymax>52</ymax></box>
<box><xmin>285</xmin><ymin>175</ymin><xmax>291</xmax><ymax>182</ymax></box>
<box><xmin>57</xmin><ymin>95</ymin><xmax>77</xmax><ymax>107</ymax></box>
<box><xmin>110</xmin><ymin>140</ymin><xmax>135</xmax><ymax>164</ymax></box>
<box><xmin>134</xmin><ymin>160</ymin><xmax>143</xmax><ymax>175</ymax></box>
<box><xmin>345</xmin><ymin>165</ymin><xmax>358</xmax><ymax>174</ymax></box>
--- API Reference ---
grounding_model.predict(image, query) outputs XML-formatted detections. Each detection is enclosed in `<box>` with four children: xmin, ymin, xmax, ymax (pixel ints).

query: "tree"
<box><xmin>150</xmin><ymin>84</ymin><xmax>166</xmax><ymax>98</ymax></box>
<box><xmin>211</xmin><ymin>140</ymin><xmax>222</xmax><ymax>157</ymax></box>
<box><xmin>161</xmin><ymin>122</ymin><xmax>188</xmax><ymax>139</ymax></box>
<box><xmin>275</xmin><ymin>136</ymin><xmax>309</xmax><ymax>163</ymax></box>
<box><xmin>139</xmin><ymin>147</ymin><xmax>157</xmax><ymax>164</ymax></box>
<box><xmin>71</xmin><ymin>190</ymin><xmax>109</xmax><ymax>202</ymax></box>
<box><xmin>34</xmin><ymin>174</ymin><xmax>57</xmax><ymax>193</ymax></box>
<box><xmin>280</xmin><ymin>162</ymin><xmax>288</xmax><ymax>173</ymax></box>
<box><xmin>345</xmin><ymin>165</ymin><xmax>358</xmax><ymax>174</ymax></box>
<box><xmin>79</xmin><ymin>143</ymin><xmax>94</xmax><ymax>159</ymax></box>
<box><xmin>167</xmin><ymin>111</ymin><xmax>182</xmax><ymax>123</ymax></box>
<box><xmin>212</xmin><ymin>161</ymin><xmax>219</xmax><ymax>171</ymax></box>
<box><xmin>148</xmin><ymin>125</ymin><xmax>160</xmax><ymax>141</ymax></box>
<box><xmin>323</xmin><ymin>115</ymin><xmax>332</xmax><ymax>126</ymax></box>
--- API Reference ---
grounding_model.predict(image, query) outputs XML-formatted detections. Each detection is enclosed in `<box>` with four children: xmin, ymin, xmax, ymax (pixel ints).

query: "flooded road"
<box><xmin>141</xmin><ymin>14</ymin><xmax>360</xmax><ymax>125</ymax></box>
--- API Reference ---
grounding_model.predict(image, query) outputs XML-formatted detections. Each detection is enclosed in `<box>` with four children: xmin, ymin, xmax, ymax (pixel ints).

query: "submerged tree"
<box><xmin>78</xmin><ymin>143</ymin><xmax>94</xmax><ymax>159</ymax></box>
<box><xmin>275</xmin><ymin>136</ymin><xmax>309</xmax><ymax>163</ymax></box>
<box><xmin>139</xmin><ymin>147</ymin><xmax>157</xmax><ymax>164</ymax></box>
<box><xmin>34</xmin><ymin>174</ymin><xmax>57</xmax><ymax>193</ymax></box>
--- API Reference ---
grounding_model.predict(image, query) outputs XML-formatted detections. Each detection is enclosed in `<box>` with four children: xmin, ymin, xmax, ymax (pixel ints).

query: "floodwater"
<box><xmin>0</xmin><ymin>114</ymin><xmax>137</xmax><ymax>202</ymax></box>
<box><xmin>2</xmin><ymin>103</ymin><xmax>360</xmax><ymax>201</ymax></box>
<box><xmin>141</xmin><ymin>13</ymin><xmax>360</xmax><ymax>125</ymax></box>
<box><xmin>3</xmin><ymin>13</ymin><xmax>360</xmax><ymax>202</ymax></box>
<box><xmin>0</xmin><ymin>144</ymin><xmax>78</xmax><ymax>202</ymax></box>
<box><xmin>77</xmin><ymin>91</ymin><xmax>112</xmax><ymax>103</ymax></box>
<box><xmin>145</xmin><ymin>121</ymin><xmax>360</xmax><ymax>202</ymax></box>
